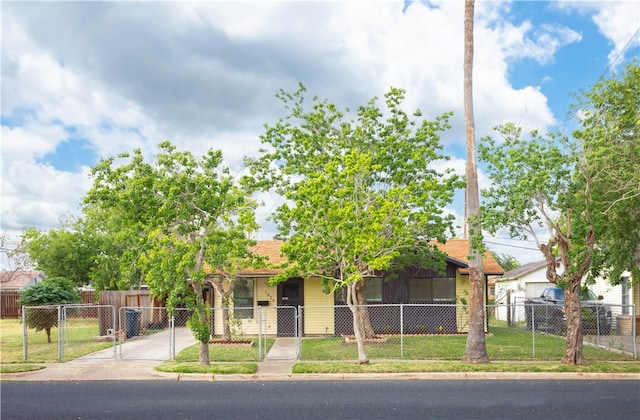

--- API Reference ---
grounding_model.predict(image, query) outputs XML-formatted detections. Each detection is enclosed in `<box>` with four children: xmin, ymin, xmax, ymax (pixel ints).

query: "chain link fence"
<box><xmin>22</xmin><ymin>305</ymin><xmax>116</xmax><ymax>362</ymax></box>
<box><xmin>21</xmin><ymin>302</ymin><xmax>637</xmax><ymax>362</ymax></box>
<box><xmin>298</xmin><ymin>303</ymin><xmax>637</xmax><ymax>361</ymax></box>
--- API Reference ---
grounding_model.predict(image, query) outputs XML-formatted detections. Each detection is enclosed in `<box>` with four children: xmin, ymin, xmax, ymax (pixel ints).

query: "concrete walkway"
<box><xmin>257</xmin><ymin>337</ymin><xmax>297</xmax><ymax>376</ymax></box>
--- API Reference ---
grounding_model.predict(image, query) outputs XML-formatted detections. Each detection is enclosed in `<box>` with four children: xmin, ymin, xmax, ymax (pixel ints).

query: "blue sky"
<box><xmin>1</xmin><ymin>0</ymin><xmax>639</xmax><ymax>266</ymax></box>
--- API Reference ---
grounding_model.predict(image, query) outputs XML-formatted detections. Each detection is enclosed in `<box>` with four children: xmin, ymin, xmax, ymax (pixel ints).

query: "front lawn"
<box><xmin>299</xmin><ymin>327</ymin><xmax>635</xmax><ymax>361</ymax></box>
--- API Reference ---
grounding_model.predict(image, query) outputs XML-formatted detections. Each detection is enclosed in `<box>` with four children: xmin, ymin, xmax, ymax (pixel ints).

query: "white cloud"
<box><xmin>2</xmin><ymin>0</ymin><xmax>610</xmax><ymax>266</ymax></box>
<box><xmin>554</xmin><ymin>0</ymin><xmax>640</xmax><ymax>65</ymax></box>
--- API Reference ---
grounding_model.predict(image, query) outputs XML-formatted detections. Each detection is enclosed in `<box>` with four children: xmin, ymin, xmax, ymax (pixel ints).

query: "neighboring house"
<box><xmin>494</xmin><ymin>260</ymin><xmax>638</xmax><ymax>325</ymax></box>
<box><xmin>206</xmin><ymin>239</ymin><xmax>503</xmax><ymax>337</ymax></box>
<box><xmin>0</xmin><ymin>271</ymin><xmax>47</xmax><ymax>318</ymax></box>
<box><xmin>0</xmin><ymin>270</ymin><xmax>46</xmax><ymax>291</ymax></box>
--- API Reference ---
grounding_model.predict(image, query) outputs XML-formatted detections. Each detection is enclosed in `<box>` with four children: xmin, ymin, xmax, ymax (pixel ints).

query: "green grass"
<box><xmin>1</xmin><ymin>318</ymin><xmax>116</xmax><ymax>363</ymax></box>
<box><xmin>154</xmin><ymin>338</ymin><xmax>274</xmax><ymax>374</ymax></box>
<box><xmin>293</xmin><ymin>361</ymin><xmax>640</xmax><ymax>374</ymax></box>
<box><xmin>174</xmin><ymin>338</ymin><xmax>275</xmax><ymax>362</ymax></box>
<box><xmin>0</xmin><ymin>364</ymin><xmax>45</xmax><ymax>374</ymax></box>
<box><xmin>299</xmin><ymin>327</ymin><xmax>635</xmax><ymax>361</ymax></box>
<box><xmin>156</xmin><ymin>362</ymin><xmax>257</xmax><ymax>374</ymax></box>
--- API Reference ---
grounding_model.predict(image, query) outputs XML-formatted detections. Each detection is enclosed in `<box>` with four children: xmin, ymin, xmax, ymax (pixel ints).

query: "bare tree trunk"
<box><xmin>563</xmin><ymin>280</ymin><xmax>588</xmax><ymax>365</ymax></box>
<box><xmin>462</xmin><ymin>0</ymin><xmax>489</xmax><ymax>364</ymax></box>
<box><xmin>540</xmin><ymin>226</ymin><xmax>594</xmax><ymax>365</ymax></box>
<box><xmin>46</xmin><ymin>327</ymin><xmax>52</xmax><ymax>343</ymax></box>
<box><xmin>355</xmin><ymin>278</ymin><xmax>376</xmax><ymax>338</ymax></box>
<box><xmin>347</xmin><ymin>281</ymin><xmax>369</xmax><ymax>364</ymax></box>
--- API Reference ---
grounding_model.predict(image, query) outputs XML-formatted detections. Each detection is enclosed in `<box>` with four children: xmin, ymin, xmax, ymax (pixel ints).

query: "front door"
<box><xmin>277</xmin><ymin>278</ymin><xmax>304</xmax><ymax>336</ymax></box>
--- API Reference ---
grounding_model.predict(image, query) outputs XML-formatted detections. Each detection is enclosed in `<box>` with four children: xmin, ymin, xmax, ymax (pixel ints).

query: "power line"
<box><xmin>600</xmin><ymin>26</ymin><xmax>640</xmax><ymax>78</ymax></box>
<box><xmin>483</xmin><ymin>240</ymin><xmax>539</xmax><ymax>252</ymax></box>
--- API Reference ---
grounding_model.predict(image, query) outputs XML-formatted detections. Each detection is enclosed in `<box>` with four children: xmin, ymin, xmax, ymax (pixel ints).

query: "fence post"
<box><xmin>531</xmin><ymin>304</ymin><xmax>536</xmax><ymax>358</ymax></box>
<box><xmin>633</xmin><ymin>304</ymin><xmax>637</xmax><ymax>360</ymax></box>
<box><xmin>172</xmin><ymin>314</ymin><xmax>176</xmax><ymax>360</ymax></box>
<box><xmin>257</xmin><ymin>307</ymin><xmax>262</xmax><ymax>361</ymax></box>
<box><xmin>400</xmin><ymin>304</ymin><xmax>404</xmax><ymax>359</ymax></box>
<box><xmin>22</xmin><ymin>306</ymin><xmax>27</xmax><ymax>361</ymax></box>
<box><xmin>297</xmin><ymin>305</ymin><xmax>302</xmax><ymax>360</ymax></box>
<box><xmin>57</xmin><ymin>305</ymin><xmax>63</xmax><ymax>361</ymax></box>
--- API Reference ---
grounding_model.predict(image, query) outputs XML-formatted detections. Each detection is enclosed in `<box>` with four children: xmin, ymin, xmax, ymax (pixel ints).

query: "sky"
<box><xmin>1</xmin><ymin>0</ymin><xmax>639</xmax><ymax>267</ymax></box>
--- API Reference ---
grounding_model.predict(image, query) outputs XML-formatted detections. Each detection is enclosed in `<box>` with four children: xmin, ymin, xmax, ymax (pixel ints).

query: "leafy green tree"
<box><xmin>480</xmin><ymin>63</ymin><xmax>639</xmax><ymax>365</ymax></box>
<box><xmin>490</xmin><ymin>252</ymin><xmax>520</xmax><ymax>272</ymax></box>
<box><xmin>85</xmin><ymin>141</ymin><xmax>259</xmax><ymax>365</ymax></box>
<box><xmin>480</xmin><ymin>123</ymin><xmax>599</xmax><ymax>365</ymax></box>
<box><xmin>19</xmin><ymin>218</ymin><xmax>97</xmax><ymax>286</ymax></box>
<box><xmin>18</xmin><ymin>277</ymin><xmax>81</xmax><ymax>343</ymax></box>
<box><xmin>247</xmin><ymin>84</ymin><xmax>462</xmax><ymax>364</ymax></box>
<box><xmin>572</xmin><ymin>62</ymin><xmax>640</xmax><ymax>284</ymax></box>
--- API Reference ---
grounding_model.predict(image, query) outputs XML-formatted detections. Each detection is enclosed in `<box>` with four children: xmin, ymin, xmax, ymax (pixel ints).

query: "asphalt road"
<box><xmin>2</xmin><ymin>379</ymin><xmax>639</xmax><ymax>419</ymax></box>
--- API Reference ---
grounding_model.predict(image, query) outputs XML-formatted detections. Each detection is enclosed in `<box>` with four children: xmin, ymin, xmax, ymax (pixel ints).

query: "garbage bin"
<box><xmin>125</xmin><ymin>309</ymin><xmax>142</xmax><ymax>338</ymax></box>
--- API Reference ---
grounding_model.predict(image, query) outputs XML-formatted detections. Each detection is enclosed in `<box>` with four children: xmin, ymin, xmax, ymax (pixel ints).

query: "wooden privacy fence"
<box><xmin>0</xmin><ymin>289</ymin><xmax>154</xmax><ymax>319</ymax></box>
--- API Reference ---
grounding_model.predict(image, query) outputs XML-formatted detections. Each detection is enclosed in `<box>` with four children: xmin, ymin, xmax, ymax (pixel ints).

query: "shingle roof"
<box><xmin>434</xmin><ymin>238</ymin><xmax>504</xmax><ymax>275</ymax></box>
<box><xmin>237</xmin><ymin>240</ymin><xmax>286</xmax><ymax>276</ymax></box>
<box><xmin>0</xmin><ymin>271</ymin><xmax>46</xmax><ymax>289</ymax></box>
<box><xmin>234</xmin><ymin>239</ymin><xmax>504</xmax><ymax>276</ymax></box>
<box><xmin>499</xmin><ymin>260</ymin><xmax>547</xmax><ymax>280</ymax></box>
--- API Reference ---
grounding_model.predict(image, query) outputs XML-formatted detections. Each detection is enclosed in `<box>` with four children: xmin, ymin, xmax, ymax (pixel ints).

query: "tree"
<box><xmin>480</xmin><ymin>63</ymin><xmax>640</xmax><ymax>365</ymax></box>
<box><xmin>18</xmin><ymin>277</ymin><xmax>81</xmax><ymax>343</ymax></box>
<box><xmin>247</xmin><ymin>84</ymin><xmax>462</xmax><ymax>364</ymax></box>
<box><xmin>18</xmin><ymin>218</ymin><xmax>98</xmax><ymax>287</ymax></box>
<box><xmin>85</xmin><ymin>141</ymin><xmax>259</xmax><ymax>365</ymax></box>
<box><xmin>490</xmin><ymin>252</ymin><xmax>520</xmax><ymax>272</ymax></box>
<box><xmin>572</xmin><ymin>62</ymin><xmax>640</xmax><ymax>284</ymax></box>
<box><xmin>462</xmin><ymin>0</ymin><xmax>489</xmax><ymax>364</ymax></box>
<box><xmin>479</xmin><ymin>124</ymin><xmax>594</xmax><ymax>365</ymax></box>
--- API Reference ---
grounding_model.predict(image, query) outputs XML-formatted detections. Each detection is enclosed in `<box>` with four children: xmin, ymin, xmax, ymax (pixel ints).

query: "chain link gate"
<box><xmin>22</xmin><ymin>305</ymin><xmax>117</xmax><ymax>362</ymax></box>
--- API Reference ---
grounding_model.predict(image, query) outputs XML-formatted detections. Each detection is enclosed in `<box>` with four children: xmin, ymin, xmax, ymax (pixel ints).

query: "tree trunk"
<box><xmin>199</xmin><ymin>341</ymin><xmax>210</xmax><ymax>365</ymax></box>
<box><xmin>46</xmin><ymin>327</ymin><xmax>52</xmax><ymax>343</ymax></box>
<box><xmin>347</xmin><ymin>281</ymin><xmax>369</xmax><ymax>364</ymax></box>
<box><xmin>562</xmin><ymin>279</ymin><xmax>588</xmax><ymax>365</ymax></box>
<box><xmin>355</xmin><ymin>278</ymin><xmax>376</xmax><ymax>338</ymax></box>
<box><xmin>462</xmin><ymin>0</ymin><xmax>489</xmax><ymax>364</ymax></box>
<box><xmin>191</xmin><ymin>281</ymin><xmax>211</xmax><ymax>366</ymax></box>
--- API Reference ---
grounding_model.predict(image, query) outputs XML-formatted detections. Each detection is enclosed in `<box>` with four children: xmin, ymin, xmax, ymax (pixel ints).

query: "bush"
<box><xmin>18</xmin><ymin>277</ymin><xmax>81</xmax><ymax>343</ymax></box>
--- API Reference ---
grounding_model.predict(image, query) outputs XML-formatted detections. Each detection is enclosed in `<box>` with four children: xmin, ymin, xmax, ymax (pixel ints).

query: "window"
<box><xmin>333</xmin><ymin>278</ymin><xmax>382</xmax><ymax>304</ymax></box>
<box><xmin>432</xmin><ymin>278</ymin><xmax>455</xmax><ymax>301</ymax></box>
<box><xmin>233</xmin><ymin>278</ymin><xmax>254</xmax><ymax>318</ymax></box>
<box><xmin>367</xmin><ymin>277</ymin><xmax>383</xmax><ymax>303</ymax></box>
<box><xmin>409</xmin><ymin>278</ymin><xmax>455</xmax><ymax>303</ymax></box>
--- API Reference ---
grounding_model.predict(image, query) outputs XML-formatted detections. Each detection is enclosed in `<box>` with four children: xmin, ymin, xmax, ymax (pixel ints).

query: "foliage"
<box><xmin>247</xmin><ymin>84</ymin><xmax>462</xmax><ymax>363</ymax></box>
<box><xmin>571</xmin><ymin>62</ymin><xmax>640</xmax><ymax>284</ymax></box>
<box><xmin>479</xmin><ymin>123</ymin><xmax>596</xmax><ymax>365</ymax></box>
<box><xmin>18</xmin><ymin>220</ymin><xmax>97</xmax><ymax>287</ymax></box>
<box><xmin>18</xmin><ymin>277</ymin><xmax>81</xmax><ymax>343</ymax></box>
<box><xmin>479</xmin><ymin>64</ymin><xmax>639</xmax><ymax>365</ymax></box>
<box><xmin>84</xmin><ymin>141</ymin><xmax>259</xmax><ymax>365</ymax></box>
<box><xmin>18</xmin><ymin>277</ymin><xmax>81</xmax><ymax>307</ymax></box>
<box><xmin>491</xmin><ymin>251</ymin><xmax>520</xmax><ymax>272</ymax></box>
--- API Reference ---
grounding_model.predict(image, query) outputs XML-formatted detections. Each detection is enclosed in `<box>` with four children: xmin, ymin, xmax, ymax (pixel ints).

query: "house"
<box><xmin>0</xmin><ymin>270</ymin><xmax>46</xmax><ymax>291</ymax></box>
<box><xmin>494</xmin><ymin>260</ymin><xmax>638</xmax><ymax>326</ymax></box>
<box><xmin>0</xmin><ymin>270</ymin><xmax>47</xmax><ymax>318</ymax></box>
<box><xmin>206</xmin><ymin>239</ymin><xmax>503</xmax><ymax>337</ymax></box>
